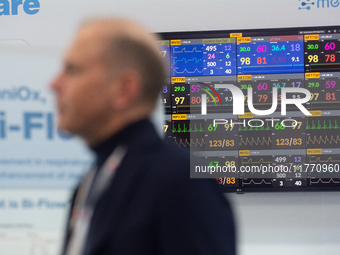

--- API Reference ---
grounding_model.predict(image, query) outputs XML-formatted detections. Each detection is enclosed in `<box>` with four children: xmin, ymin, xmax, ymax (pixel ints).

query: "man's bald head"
<box><xmin>81</xmin><ymin>18</ymin><xmax>160</xmax><ymax>47</ymax></box>
<box><xmin>79</xmin><ymin>18</ymin><xmax>166</xmax><ymax>107</ymax></box>
<box><xmin>51</xmin><ymin>18</ymin><xmax>167</xmax><ymax>146</ymax></box>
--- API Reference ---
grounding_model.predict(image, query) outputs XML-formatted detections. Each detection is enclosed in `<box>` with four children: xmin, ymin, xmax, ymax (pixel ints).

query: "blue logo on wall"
<box><xmin>298</xmin><ymin>0</ymin><xmax>340</xmax><ymax>10</ymax></box>
<box><xmin>0</xmin><ymin>0</ymin><xmax>40</xmax><ymax>16</ymax></box>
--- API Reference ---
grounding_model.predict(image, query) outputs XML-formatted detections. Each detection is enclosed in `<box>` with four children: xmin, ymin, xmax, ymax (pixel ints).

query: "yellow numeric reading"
<box><xmin>163</xmin><ymin>125</ymin><xmax>168</xmax><ymax>132</ymax></box>
<box><xmin>292</xmin><ymin>122</ymin><xmax>302</xmax><ymax>129</ymax></box>
<box><xmin>276</xmin><ymin>138</ymin><xmax>302</xmax><ymax>146</ymax></box>
<box><xmin>308</xmin><ymin>55</ymin><xmax>319</xmax><ymax>63</ymax></box>
<box><xmin>310</xmin><ymin>93</ymin><xmax>319</xmax><ymax>101</ymax></box>
<box><xmin>240</xmin><ymin>57</ymin><xmax>251</xmax><ymax>65</ymax></box>
<box><xmin>216</xmin><ymin>178</ymin><xmax>236</xmax><ymax>185</ymax></box>
<box><xmin>224</xmin><ymin>124</ymin><xmax>234</xmax><ymax>131</ymax></box>
<box><xmin>175</xmin><ymin>97</ymin><xmax>185</xmax><ymax>104</ymax></box>
<box><xmin>225</xmin><ymin>161</ymin><xmax>235</xmax><ymax>167</ymax></box>
<box><xmin>159</xmin><ymin>50</ymin><xmax>167</xmax><ymax>58</ymax></box>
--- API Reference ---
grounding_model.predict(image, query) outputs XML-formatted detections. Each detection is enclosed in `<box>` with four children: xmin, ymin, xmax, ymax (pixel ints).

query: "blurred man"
<box><xmin>51</xmin><ymin>18</ymin><xmax>235</xmax><ymax>255</ymax></box>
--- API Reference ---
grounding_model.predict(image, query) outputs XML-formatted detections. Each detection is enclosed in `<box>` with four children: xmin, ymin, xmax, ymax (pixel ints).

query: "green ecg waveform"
<box><xmin>306</xmin><ymin>119</ymin><xmax>339</xmax><ymax>130</ymax></box>
<box><xmin>172</xmin><ymin>123</ymin><xmax>205</xmax><ymax>133</ymax></box>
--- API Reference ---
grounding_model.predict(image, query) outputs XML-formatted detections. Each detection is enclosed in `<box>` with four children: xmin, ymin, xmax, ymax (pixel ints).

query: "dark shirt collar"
<box><xmin>91</xmin><ymin>119</ymin><xmax>150</xmax><ymax>170</ymax></box>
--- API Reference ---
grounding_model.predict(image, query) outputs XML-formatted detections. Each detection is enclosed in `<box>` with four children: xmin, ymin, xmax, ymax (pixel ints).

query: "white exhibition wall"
<box><xmin>1</xmin><ymin>0</ymin><xmax>340</xmax><ymax>254</ymax></box>
<box><xmin>1</xmin><ymin>0</ymin><xmax>340</xmax><ymax>47</ymax></box>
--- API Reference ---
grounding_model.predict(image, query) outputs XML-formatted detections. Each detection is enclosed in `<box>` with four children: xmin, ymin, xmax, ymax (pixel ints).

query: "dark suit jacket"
<box><xmin>63</xmin><ymin>120</ymin><xmax>235</xmax><ymax>255</ymax></box>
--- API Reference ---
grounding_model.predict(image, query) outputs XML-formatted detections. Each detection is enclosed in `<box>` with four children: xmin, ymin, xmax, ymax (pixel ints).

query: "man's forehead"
<box><xmin>64</xmin><ymin>30</ymin><xmax>107</xmax><ymax>63</ymax></box>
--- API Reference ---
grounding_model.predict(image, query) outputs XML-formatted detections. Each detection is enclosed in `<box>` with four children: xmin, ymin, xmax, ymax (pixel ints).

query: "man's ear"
<box><xmin>109</xmin><ymin>69</ymin><xmax>142</xmax><ymax>110</ymax></box>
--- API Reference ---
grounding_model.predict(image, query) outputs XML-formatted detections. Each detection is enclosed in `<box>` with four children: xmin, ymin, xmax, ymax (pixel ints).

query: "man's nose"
<box><xmin>50</xmin><ymin>72</ymin><xmax>63</xmax><ymax>92</ymax></box>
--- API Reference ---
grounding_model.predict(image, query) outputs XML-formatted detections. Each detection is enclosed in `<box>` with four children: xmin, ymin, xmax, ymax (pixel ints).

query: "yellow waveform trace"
<box><xmin>310</xmin><ymin>178</ymin><xmax>340</xmax><ymax>184</ymax></box>
<box><xmin>310</xmin><ymin>157</ymin><xmax>340</xmax><ymax>163</ymax></box>
<box><xmin>242</xmin><ymin>158</ymin><xmax>272</xmax><ymax>164</ymax></box>
<box><xmin>173</xmin><ymin>138</ymin><xmax>205</xmax><ymax>147</ymax></box>
<box><xmin>239</xmin><ymin>137</ymin><xmax>272</xmax><ymax>146</ymax></box>
<box><xmin>307</xmin><ymin>135</ymin><xmax>340</xmax><ymax>145</ymax></box>
<box><xmin>242</xmin><ymin>179</ymin><xmax>271</xmax><ymax>185</ymax></box>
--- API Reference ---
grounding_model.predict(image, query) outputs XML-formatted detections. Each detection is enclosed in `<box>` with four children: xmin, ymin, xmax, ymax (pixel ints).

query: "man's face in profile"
<box><xmin>51</xmin><ymin>28</ymin><xmax>114</xmax><ymax>137</ymax></box>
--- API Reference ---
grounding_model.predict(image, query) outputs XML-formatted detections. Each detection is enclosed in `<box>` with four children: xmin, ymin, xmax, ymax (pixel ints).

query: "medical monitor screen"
<box><xmin>159</xmin><ymin>26</ymin><xmax>340</xmax><ymax>192</ymax></box>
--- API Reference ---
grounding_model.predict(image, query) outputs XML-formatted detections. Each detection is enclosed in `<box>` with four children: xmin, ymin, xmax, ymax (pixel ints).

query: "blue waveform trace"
<box><xmin>173</xmin><ymin>47</ymin><xmax>202</xmax><ymax>53</ymax></box>
<box><xmin>174</xmin><ymin>68</ymin><xmax>204</xmax><ymax>74</ymax></box>
<box><xmin>174</xmin><ymin>57</ymin><xmax>203</xmax><ymax>64</ymax></box>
